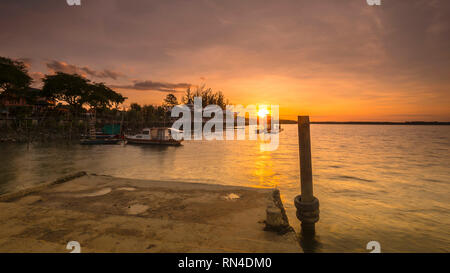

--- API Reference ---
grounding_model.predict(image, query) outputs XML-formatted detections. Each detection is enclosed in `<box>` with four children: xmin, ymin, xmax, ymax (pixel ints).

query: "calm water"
<box><xmin>1</xmin><ymin>124</ymin><xmax>449</xmax><ymax>252</ymax></box>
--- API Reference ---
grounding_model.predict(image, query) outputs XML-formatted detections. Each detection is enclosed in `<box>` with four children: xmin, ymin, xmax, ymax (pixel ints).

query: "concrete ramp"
<box><xmin>0</xmin><ymin>174</ymin><xmax>300</xmax><ymax>253</ymax></box>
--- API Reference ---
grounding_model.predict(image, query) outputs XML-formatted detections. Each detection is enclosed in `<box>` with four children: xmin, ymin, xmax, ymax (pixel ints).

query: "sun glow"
<box><xmin>257</xmin><ymin>108</ymin><xmax>269</xmax><ymax>118</ymax></box>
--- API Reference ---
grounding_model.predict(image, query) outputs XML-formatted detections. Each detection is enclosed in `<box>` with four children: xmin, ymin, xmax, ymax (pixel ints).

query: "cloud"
<box><xmin>1</xmin><ymin>0</ymin><xmax>449</xmax><ymax>120</ymax></box>
<box><xmin>113</xmin><ymin>80</ymin><xmax>191</xmax><ymax>92</ymax></box>
<box><xmin>30</xmin><ymin>71</ymin><xmax>45</xmax><ymax>82</ymax></box>
<box><xmin>46</xmin><ymin>60</ymin><xmax>123</xmax><ymax>80</ymax></box>
<box><xmin>17</xmin><ymin>58</ymin><xmax>32</xmax><ymax>68</ymax></box>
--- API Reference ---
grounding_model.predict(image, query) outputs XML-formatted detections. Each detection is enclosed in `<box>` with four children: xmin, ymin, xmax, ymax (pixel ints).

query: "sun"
<box><xmin>257</xmin><ymin>108</ymin><xmax>269</xmax><ymax>118</ymax></box>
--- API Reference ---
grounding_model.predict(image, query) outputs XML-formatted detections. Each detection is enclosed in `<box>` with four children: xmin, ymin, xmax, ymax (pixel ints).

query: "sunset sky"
<box><xmin>1</xmin><ymin>0</ymin><xmax>449</xmax><ymax>121</ymax></box>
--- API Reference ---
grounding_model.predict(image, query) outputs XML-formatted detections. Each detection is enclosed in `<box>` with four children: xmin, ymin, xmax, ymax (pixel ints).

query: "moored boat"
<box><xmin>80</xmin><ymin>124</ymin><xmax>124</xmax><ymax>145</ymax></box>
<box><xmin>125</xmin><ymin>127</ymin><xmax>183</xmax><ymax>146</ymax></box>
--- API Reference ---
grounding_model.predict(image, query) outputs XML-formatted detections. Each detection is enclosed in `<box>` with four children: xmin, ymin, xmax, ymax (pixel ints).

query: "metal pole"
<box><xmin>295</xmin><ymin>116</ymin><xmax>319</xmax><ymax>231</ymax></box>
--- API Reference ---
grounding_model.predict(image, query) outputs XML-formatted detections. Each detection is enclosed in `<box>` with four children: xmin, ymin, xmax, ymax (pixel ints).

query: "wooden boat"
<box><xmin>125</xmin><ymin>127</ymin><xmax>183</xmax><ymax>146</ymax></box>
<box><xmin>80</xmin><ymin>111</ymin><xmax>124</xmax><ymax>145</ymax></box>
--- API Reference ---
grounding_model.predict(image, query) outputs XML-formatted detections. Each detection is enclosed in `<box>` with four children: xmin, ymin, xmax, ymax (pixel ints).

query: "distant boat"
<box><xmin>255</xmin><ymin>127</ymin><xmax>284</xmax><ymax>134</ymax></box>
<box><xmin>125</xmin><ymin>127</ymin><xmax>183</xmax><ymax>146</ymax></box>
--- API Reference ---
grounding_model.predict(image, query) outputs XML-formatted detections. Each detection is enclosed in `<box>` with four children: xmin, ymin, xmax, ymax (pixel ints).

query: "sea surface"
<box><xmin>1</xmin><ymin>124</ymin><xmax>449</xmax><ymax>252</ymax></box>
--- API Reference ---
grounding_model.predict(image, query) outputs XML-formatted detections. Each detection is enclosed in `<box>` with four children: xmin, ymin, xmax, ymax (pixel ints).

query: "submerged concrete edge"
<box><xmin>0</xmin><ymin>171</ymin><xmax>87</xmax><ymax>202</ymax></box>
<box><xmin>265</xmin><ymin>188</ymin><xmax>296</xmax><ymax>235</ymax></box>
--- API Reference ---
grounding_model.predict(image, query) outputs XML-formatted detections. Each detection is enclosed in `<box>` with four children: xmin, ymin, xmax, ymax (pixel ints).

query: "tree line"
<box><xmin>0</xmin><ymin>56</ymin><xmax>129</xmax><ymax>142</ymax></box>
<box><xmin>0</xmin><ymin>56</ymin><xmax>230</xmax><ymax>142</ymax></box>
<box><xmin>122</xmin><ymin>85</ymin><xmax>231</xmax><ymax>131</ymax></box>
<box><xmin>1</xmin><ymin>56</ymin><xmax>126</xmax><ymax>112</ymax></box>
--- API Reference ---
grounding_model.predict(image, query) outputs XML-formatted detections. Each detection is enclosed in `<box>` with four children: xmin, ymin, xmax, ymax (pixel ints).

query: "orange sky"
<box><xmin>1</xmin><ymin>0</ymin><xmax>449</xmax><ymax>121</ymax></box>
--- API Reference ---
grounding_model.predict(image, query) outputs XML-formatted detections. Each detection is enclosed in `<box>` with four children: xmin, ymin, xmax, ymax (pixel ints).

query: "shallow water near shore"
<box><xmin>0</xmin><ymin>124</ymin><xmax>449</xmax><ymax>252</ymax></box>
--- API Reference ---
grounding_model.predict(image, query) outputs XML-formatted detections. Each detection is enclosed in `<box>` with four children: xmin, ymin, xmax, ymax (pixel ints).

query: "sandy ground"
<box><xmin>0</xmin><ymin>174</ymin><xmax>300</xmax><ymax>252</ymax></box>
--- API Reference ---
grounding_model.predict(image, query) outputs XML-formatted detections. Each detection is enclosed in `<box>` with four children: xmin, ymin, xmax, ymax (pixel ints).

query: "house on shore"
<box><xmin>0</xmin><ymin>88</ymin><xmax>55</xmax><ymax>121</ymax></box>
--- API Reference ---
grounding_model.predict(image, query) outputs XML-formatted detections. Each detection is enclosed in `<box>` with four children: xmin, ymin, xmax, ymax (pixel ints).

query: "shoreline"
<box><xmin>1</xmin><ymin>121</ymin><xmax>449</xmax><ymax>144</ymax></box>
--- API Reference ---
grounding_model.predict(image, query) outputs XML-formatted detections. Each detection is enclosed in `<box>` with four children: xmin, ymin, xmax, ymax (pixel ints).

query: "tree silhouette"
<box><xmin>42</xmin><ymin>72</ymin><xmax>90</xmax><ymax>110</ymax></box>
<box><xmin>42</xmin><ymin>72</ymin><xmax>125</xmax><ymax>111</ymax></box>
<box><xmin>163</xmin><ymin>93</ymin><xmax>178</xmax><ymax>108</ymax></box>
<box><xmin>0</xmin><ymin>57</ymin><xmax>32</xmax><ymax>96</ymax></box>
<box><xmin>181</xmin><ymin>85</ymin><xmax>229</xmax><ymax>109</ymax></box>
